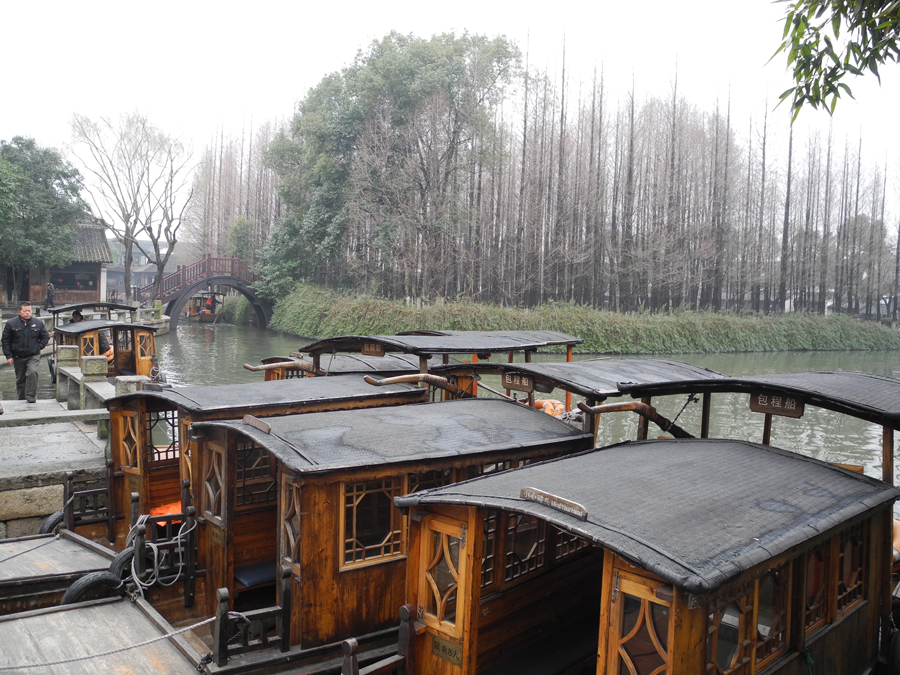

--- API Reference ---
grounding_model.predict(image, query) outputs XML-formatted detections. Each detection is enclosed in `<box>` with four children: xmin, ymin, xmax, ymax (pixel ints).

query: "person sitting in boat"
<box><xmin>70</xmin><ymin>311</ymin><xmax>114</xmax><ymax>362</ymax></box>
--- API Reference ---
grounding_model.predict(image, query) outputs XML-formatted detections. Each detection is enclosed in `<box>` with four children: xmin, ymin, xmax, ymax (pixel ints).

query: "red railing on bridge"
<box><xmin>138</xmin><ymin>255</ymin><xmax>257</xmax><ymax>302</ymax></box>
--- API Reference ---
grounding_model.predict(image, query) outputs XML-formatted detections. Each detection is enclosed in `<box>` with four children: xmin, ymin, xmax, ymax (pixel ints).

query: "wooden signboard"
<box><xmin>432</xmin><ymin>634</ymin><xmax>463</xmax><ymax>666</ymax></box>
<box><xmin>361</xmin><ymin>342</ymin><xmax>385</xmax><ymax>357</ymax></box>
<box><xmin>502</xmin><ymin>372</ymin><xmax>534</xmax><ymax>393</ymax></box>
<box><xmin>521</xmin><ymin>487</ymin><xmax>588</xmax><ymax>520</ymax></box>
<box><xmin>749</xmin><ymin>392</ymin><xmax>805</xmax><ymax>418</ymax></box>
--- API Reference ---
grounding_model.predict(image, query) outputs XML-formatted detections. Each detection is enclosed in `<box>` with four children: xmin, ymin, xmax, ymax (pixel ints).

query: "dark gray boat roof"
<box><xmin>299</xmin><ymin>330</ymin><xmax>582</xmax><ymax>357</ymax></box>
<box><xmin>396</xmin><ymin>438</ymin><xmax>900</xmax><ymax>595</ymax></box>
<box><xmin>49</xmin><ymin>302</ymin><xmax>138</xmax><ymax>315</ymax></box>
<box><xmin>54</xmin><ymin>319</ymin><xmax>157</xmax><ymax>335</ymax></box>
<box><xmin>621</xmin><ymin>371</ymin><xmax>900</xmax><ymax>428</ymax></box>
<box><xmin>194</xmin><ymin>399</ymin><xmax>592</xmax><ymax>475</ymax></box>
<box><xmin>468</xmin><ymin>358</ymin><xmax>726</xmax><ymax>399</ymax></box>
<box><xmin>112</xmin><ymin>375</ymin><xmax>424</xmax><ymax>413</ymax></box>
<box><xmin>264</xmin><ymin>353</ymin><xmax>461</xmax><ymax>374</ymax></box>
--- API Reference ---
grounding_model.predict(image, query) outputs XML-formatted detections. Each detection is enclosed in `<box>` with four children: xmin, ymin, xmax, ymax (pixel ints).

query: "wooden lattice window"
<box><xmin>504</xmin><ymin>514</ymin><xmax>546</xmax><ymax>582</ymax></box>
<box><xmin>203</xmin><ymin>443</ymin><xmax>225</xmax><ymax>523</ymax></box>
<box><xmin>146</xmin><ymin>410</ymin><xmax>179</xmax><ymax>463</ymax></box>
<box><xmin>281</xmin><ymin>477</ymin><xmax>302</xmax><ymax>566</ymax></box>
<box><xmin>610</xmin><ymin>574</ymin><xmax>673</xmax><ymax>675</ymax></box>
<box><xmin>138</xmin><ymin>333</ymin><xmax>153</xmax><ymax>358</ymax></box>
<box><xmin>408</xmin><ymin>469</ymin><xmax>452</xmax><ymax>494</ymax></box>
<box><xmin>754</xmin><ymin>563</ymin><xmax>791</xmax><ymax>669</ymax></box>
<box><xmin>235</xmin><ymin>441</ymin><xmax>276</xmax><ymax>509</ymax></box>
<box><xmin>81</xmin><ymin>334</ymin><xmax>97</xmax><ymax>357</ymax></box>
<box><xmin>481</xmin><ymin>510</ymin><xmax>498</xmax><ymax>590</ymax></box>
<box><xmin>466</xmin><ymin>460</ymin><xmax>514</xmax><ymax>480</ymax></box>
<box><xmin>554</xmin><ymin>525</ymin><xmax>590</xmax><ymax>560</ymax></box>
<box><xmin>116</xmin><ymin>329</ymin><xmax>133</xmax><ymax>352</ymax></box>
<box><xmin>419</xmin><ymin>515</ymin><xmax>468</xmax><ymax>638</ymax></box>
<box><xmin>707</xmin><ymin>581</ymin><xmax>754</xmax><ymax>674</ymax></box>
<box><xmin>342</xmin><ymin>477</ymin><xmax>402</xmax><ymax>567</ymax></box>
<box><xmin>837</xmin><ymin>522</ymin><xmax>866</xmax><ymax>614</ymax></box>
<box><xmin>120</xmin><ymin>411</ymin><xmax>140</xmax><ymax>469</ymax></box>
<box><xmin>804</xmin><ymin>544</ymin><xmax>830</xmax><ymax>634</ymax></box>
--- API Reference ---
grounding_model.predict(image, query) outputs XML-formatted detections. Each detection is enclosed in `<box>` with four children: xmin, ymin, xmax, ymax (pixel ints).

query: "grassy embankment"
<box><xmin>222</xmin><ymin>283</ymin><xmax>900</xmax><ymax>353</ymax></box>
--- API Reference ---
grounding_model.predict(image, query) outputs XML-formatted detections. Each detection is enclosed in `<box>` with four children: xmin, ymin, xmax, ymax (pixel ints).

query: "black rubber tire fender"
<box><xmin>60</xmin><ymin>571</ymin><xmax>125</xmax><ymax>605</ymax></box>
<box><xmin>109</xmin><ymin>547</ymin><xmax>141</xmax><ymax>580</ymax></box>
<box><xmin>39</xmin><ymin>511</ymin><xmax>65</xmax><ymax>535</ymax></box>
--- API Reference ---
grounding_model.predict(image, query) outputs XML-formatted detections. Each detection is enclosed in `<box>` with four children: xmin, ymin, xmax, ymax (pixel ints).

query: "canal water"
<box><xmin>4</xmin><ymin>321</ymin><xmax>900</xmax><ymax>486</ymax></box>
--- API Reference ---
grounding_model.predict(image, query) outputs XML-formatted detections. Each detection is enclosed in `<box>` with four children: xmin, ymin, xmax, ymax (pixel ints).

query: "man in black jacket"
<box><xmin>2</xmin><ymin>302</ymin><xmax>50</xmax><ymax>403</ymax></box>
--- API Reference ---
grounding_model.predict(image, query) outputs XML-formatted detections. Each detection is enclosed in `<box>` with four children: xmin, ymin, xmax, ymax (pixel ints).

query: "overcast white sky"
<box><xmin>4</xmin><ymin>0</ymin><xmax>899</xmax><ymax>214</ymax></box>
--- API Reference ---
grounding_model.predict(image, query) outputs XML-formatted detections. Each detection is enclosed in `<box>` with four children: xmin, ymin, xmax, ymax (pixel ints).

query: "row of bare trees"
<box><xmin>185</xmin><ymin>35</ymin><xmax>897</xmax><ymax>317</ymax></box>
<box><xmin>183</xmin><ymin>122</ymin><xmax>282</xmax><ymax>267</ymax></box>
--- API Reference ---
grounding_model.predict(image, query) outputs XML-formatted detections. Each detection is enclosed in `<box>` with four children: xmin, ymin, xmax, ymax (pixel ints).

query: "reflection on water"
<box><xmin>4</xmin><ymin>320</ymin><xmax>899</xmax><ymax>488</ymax></box>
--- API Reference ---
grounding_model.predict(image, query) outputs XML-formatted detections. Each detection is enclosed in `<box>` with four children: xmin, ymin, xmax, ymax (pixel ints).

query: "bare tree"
<box><xmin>71</xmin><ymin>112</ymin><xmax>193</xmax><ymax>303</ymax></box>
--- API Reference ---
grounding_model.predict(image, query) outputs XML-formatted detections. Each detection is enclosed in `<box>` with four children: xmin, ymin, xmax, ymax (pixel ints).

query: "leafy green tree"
<box><xmin>777</xmin><ymin>0</ymin><xmax>900</xmax><ymax>117</ymax></box>
<box><xmin>0</xmin><ymin>137</ymin><xmax>87</xmax><ymax>301</ymax></box>
<box><xmin>259</xmin><ymin>32</ymin><xmax>519</xmax><ymax>300</ymax></box>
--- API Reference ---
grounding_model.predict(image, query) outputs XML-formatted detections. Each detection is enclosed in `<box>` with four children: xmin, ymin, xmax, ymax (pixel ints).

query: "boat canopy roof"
<box><xmin>112</xmin><ymin>374</ymin><xmax>424</xmax><ymax>413</ymax></box>
<box><xmin>194</xmin><ymin>398</ymin><xmax>591</xmax><ymax>475</ymax></box>
<box><xmin>620</xmin><ymin>370</ymin><xmax>900</xmax><ymax>428</ymax></box>
<box><xmin>299</xmin><ymin>330</ymin><xmax>582</xmax><ymax>357</ymax></box>
<box><xmin>396</xmin><ymin>437</ymin><xmax>900</xmax><ymax>595</ymax></box>
<box><xmin>459</xmin><ymin>358</ymin><xmax>726</xmax><ymax>399</ymax></box>
<box><xmin>263</xmin><ymin>353</ymin><xmax>462</xmax><ymax>374</ymax></box>
<box><xmin>54</xmin><ymin>319</ymin><xmax>157</xmax><ymax>336</ymax></box>
<box><xmin>49</xmin><ymin>302</ymin><xmax>139</xmax><ymax>315</ymax></box>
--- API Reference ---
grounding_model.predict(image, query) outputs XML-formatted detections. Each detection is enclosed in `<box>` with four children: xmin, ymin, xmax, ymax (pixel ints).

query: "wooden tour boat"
<box><xmin>385</xmin><ymin>437</ymin><xmax>898</xmax><ymax>674</ymax></box>
<box><xmin>186</xmin><ymin>291</ymin><xmax>224</xmax><ymax>323</ymax></box>
<box><xmin>48</xmin><ymin>301</ymin><xmax>158</xmax><ymax>381</ymax></box>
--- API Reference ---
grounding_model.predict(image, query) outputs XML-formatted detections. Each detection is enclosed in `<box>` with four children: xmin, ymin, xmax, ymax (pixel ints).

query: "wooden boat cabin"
<box><xmin>246</xmin><ymin>330</ymin><xmax>582</xmax><ymax>390</ymax></box>
<box><xmin>105</xmin><ymin>376</ymin><xmax>428</xmax><ymax>548</ymax></box>
<box><xmin>187</xmin><ymin>398</ymin><xmax>592</xmax><ymax>654</ymax></box>
<box><xmin>49</xmin><ymin>301</ymin><xmax>157</xmax><ymax>379</ymax></box>
<box><xmin>449</xmin><ymin>358</ymin><xmax>727</xmax><ymax>438</ymax></box>
<box><xmin>392</xmin><ymin>437</ymin><xmax>900</xmax><ymax>675</ymax></box>
<box><xmin>611</xmin><ymin>370</ymin><xmax>900</xmax><ymax>485</ymax></box>
<box><xmin>247</xmin><ymin>353</ymin><xmax>457</xmax><ymax>382</ymax></box>
<box><xmin>186</xmin><ymin>291</ymin><xmax>224</xmax><ymax>323</ymax></box>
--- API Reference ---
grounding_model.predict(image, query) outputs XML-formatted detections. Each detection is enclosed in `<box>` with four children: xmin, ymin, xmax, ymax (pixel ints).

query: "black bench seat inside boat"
<box><xmin>234</xmin><ymin>560</ymin><xmax>276</xmax><ymax>589</ymax></box>
<box><xmin>479</xmin><ymin>618</ymin><xmax>598</xmax><ymax>675</ymax></box>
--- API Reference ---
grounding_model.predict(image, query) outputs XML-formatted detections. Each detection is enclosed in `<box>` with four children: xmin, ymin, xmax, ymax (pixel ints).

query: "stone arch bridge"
<box><xmin>137</xmin><ymin>256</ymin><xmax>272</xmax><ymax>329</ymax></box>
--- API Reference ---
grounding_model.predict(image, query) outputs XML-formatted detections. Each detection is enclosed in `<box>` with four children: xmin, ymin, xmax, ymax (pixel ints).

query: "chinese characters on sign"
<box><xmin>748</xmin><ymin>392</ymin><xmax>805</xmax><ymax>418</ymax></box>
<box><xmin>361</xmin><ymin>342</ymin><xmax>385</xmax><ymax>357</ymax></box>
<box><xmin>501</xmin><ymin>372</ymin><xmax>534</xmax><ymax>393</ymax></box>
<box><xmin>432</xmin><ymin>635</ymin><xmax>463</xmax><ymax>665</ymax></box>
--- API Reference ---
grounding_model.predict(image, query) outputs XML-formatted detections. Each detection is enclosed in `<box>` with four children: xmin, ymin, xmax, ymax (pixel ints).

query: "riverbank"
<box><xmin>230</xmin><ymin>283</ymin><xmax>899</xmax><ymax>354</ymax></box>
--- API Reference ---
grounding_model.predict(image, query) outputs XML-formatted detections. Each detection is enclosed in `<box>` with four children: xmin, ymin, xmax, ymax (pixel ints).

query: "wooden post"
<box><xmin>180</xmin><ymin>479</ymin><xmax>191</xmax><ymax>515</ymax></box>
<box><xmin>701</xmin><ymin>393</ymin><xmax>711</xmax><ymax>439</ymax></box>
<box><xmin>279</xmin><ymin>564</ymin><xmax>292</xmax><ymax>652</ymax></box>
<box><xmin>398</xmin><ymin>603</ymin><xmax>416</xmax><ymax>675</ymax></box>
<box><xmin>105</xmin><ymin>459</ymin><xmax>115</xmax><ymax>542</ymax></box>
<box><xmin>135</xmin><ymin>524</ymin><xmax>147</xmax><ymax>576</ymax></box>
<box><xmin>214</xmin><ymin>588</ymin><xmax>230</xmax><ymax>667</ymax></box>
<box><xmin>762</xmin><ymin>413</ymin><xmax>772</xmax><ymax>445</ymax></box>
<box><xmin>882</xmin><ymin>426</ymin><xmax>894</xmax><ymax>485</ymax></box>
<box><xmin>341</xmin><ymin>637</ymin><xmax>360</xmax><ymax>675</ymax></box>
<box><xmin>130</xmin><ymin>491</ymin><xmax>140</xmax><ymax>529</ymax></box>
<box><xmin>637</xmin><ymin>397</ymin><xmax>651</xmax><ymax>440</ymax></box>
<box><xmin>183</xmin><ymin>506</ymin><xmax>196</xmax><ymax>607</ymax></box>
<box><xmin>64</xmin><ymin>471</ymin><xmax>75</xmax><ymax>531</ymax></box>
